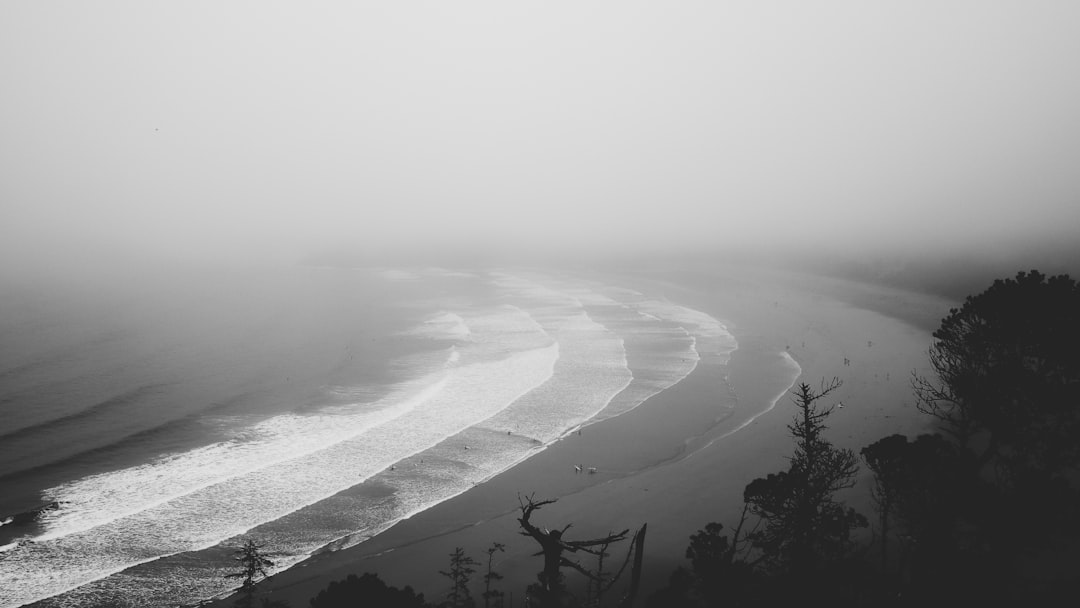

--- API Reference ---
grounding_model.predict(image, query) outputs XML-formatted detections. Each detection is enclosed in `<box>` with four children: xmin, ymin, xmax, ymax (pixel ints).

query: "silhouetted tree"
<box><xmin>860</xmin><ymin>433</ymin><xmax>977</xmax><ymax>603</ymax></box>
<box><xmin>913</xmin><ymin>270</ymin><xmax>1080</xmax><ymax>483</ymax></box>
<box><xmin>682</xmin><ymin>510</ymin><xmax>756</xmax><ymax>606</ymax></box>
<box><xmin>909</xmin><ymin>271</ymin><xmax>1080</xmax><ymax>602</ymax></box>
<box><xmin>861</xmin><ymin>434</ymin><xmax>908</xmax><ymax>574</ymax></box>
<box><xmin>896</xmin><ymin>434</ymin><xmax>979</xmax><ymax>602</ymax></box>
<box><xmin>439</xmin><ymin>547</ymin><xmax>479</xmax><ymax>608</ymax></box>
<box><xmin>226</xmin><ymin>539</ymin><xmax>276</xmax><ymax>608</ymax></box>
<box><xmin>517</xmin><ymin>495</ymin><xmax>632</xmax><ymax>608</ymax></box>
<box><xmin>583</xmin><ymin>525</ymin><xmax>647</xmax><ymax>608</ymax></box>
<box><xmin>482</xmin><ymin>542</ymin><xmax>506</xmax><ymax>608</ymax></box>
<box><xmin>309</xmin><ymin>572</ymin><xmax>428</xmax><ymax>608</ymax></box>
<box><xmin>584</xmin><ymin>542</ymin><xmax>610</xmax><ymax>606</ymax></box>
<box><xmin>646</xmin><ymin>271</ymin><xmax>1080</xmax><ymax>606</ymax></box>
<box><xmin>743</xmin><ymin>379</ymin><xmax>866</xmax><ymax>581</ymax></box>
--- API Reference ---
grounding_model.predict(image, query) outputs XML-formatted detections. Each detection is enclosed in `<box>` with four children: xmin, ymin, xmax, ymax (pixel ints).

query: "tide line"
<box><xmin>696</xmin><ymin>350</ymin><xmax>803</xmax><ymax>455</ymax></box>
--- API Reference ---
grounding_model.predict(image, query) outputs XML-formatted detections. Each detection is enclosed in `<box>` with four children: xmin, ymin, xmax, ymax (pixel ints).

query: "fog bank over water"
<box><xmin>3</xmin><ymin>2</ymin><xmax>1080</xmax><ymax>283</ymax></box>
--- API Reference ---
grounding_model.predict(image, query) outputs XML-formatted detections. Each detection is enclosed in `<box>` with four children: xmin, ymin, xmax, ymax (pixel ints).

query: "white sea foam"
<box><xmin>524</xmin><ymin>273</ymin><xmax>736</xmax><ymax>364</ymax></box>
<box><xmin>488</xmin><ymin>272</ymin><xmax>586</xmax><ymax>310</ymax></box>
<box><xmin>481</xmin><ymin>273</ymin><xmax>729</xmax><ymax>435</ymax></box>
<box><xmin>477</xmin><ymin>311</ymin><xmax>632</xmax><ymax>442</ymax></box>
<box><xmin>633</xmin><ymin>298</ymin><xmax>738</xmax><ymax>362</ymax></box>
<box><xmin>3</xmin><ymin>270</ymin><xmax>749</xmax><ymax>608</ymax></box>
<box><xmin>406</xmin><ymin>311</ymin><xmax>471</xmax><ymax>340</ymax></box>
<box><xmin>33</xmin><ymin>374</ymin><xmax>448</xmax><ymax>544</ymax></box>
<box><xmin>541</xmin><ymin>275</ymin><xmax>737</xmax><ymax>422</ymax></box>
<box><xmin>472</xmin><ymin>274</ymin><xmax>634</xmax><ymax>438</ymax></box>
<box><xmin>0</xmin><ymin>377</ymin><xmax>456</xmax><ymax>607</ymax></box>
<box><xmin>0</xmin><ymin>306</ymin><xmax>559</xmax><ymax>608</ymax></box>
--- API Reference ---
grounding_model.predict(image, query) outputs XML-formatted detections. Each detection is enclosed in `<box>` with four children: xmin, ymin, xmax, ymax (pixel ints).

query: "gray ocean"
<box><xmin>0</xmin><ymin>265</ymin><xmax>737</xmax><ymax>607</ymax></box>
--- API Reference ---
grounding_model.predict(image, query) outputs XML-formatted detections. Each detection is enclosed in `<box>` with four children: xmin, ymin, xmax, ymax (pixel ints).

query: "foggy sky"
<box><xmin>3</xmin><ymin>2</ymin><xmax>1080</xmax><ymax>272</ymax></box>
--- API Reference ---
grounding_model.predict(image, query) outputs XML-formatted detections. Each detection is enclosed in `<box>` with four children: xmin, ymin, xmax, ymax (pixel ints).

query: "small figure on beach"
<box><xmin>588</xmin><ymin>467</ymin><xmax>597</xmax><ymax>474</ymax></box>
<box><xmin>574</xmin><ymin>465</ymin><xmax>582</xmax><ymax>473</ymax></box>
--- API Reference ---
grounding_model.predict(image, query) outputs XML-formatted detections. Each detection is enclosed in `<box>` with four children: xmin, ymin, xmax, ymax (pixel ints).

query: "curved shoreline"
<box><xmin>695</xmin><ymin>350</ymin><xmax>803</xmax><ymax>453</ymax></box>
<box><xmin>17</xmin><ymin>267</ymin><xmax>946</xmax><ymax>608</ymax></box>
<box><xmin>201</xmin><ymin>338</ymin><xmax>744</xmax><ymax>607</ymax></box>
<box><xmin>199</xmin><ymin>325</ymin><xmax>730</xmax><ymax>606</ymax></box>
<box><xmin>14</xmin><ymin>276</ymin><xmax>733</xmax><ymax>608</ymax></box>
<box><xmin>199</xmin><ymin>269</ymin><xmax>945</xmax><ymax>607</ymax></box>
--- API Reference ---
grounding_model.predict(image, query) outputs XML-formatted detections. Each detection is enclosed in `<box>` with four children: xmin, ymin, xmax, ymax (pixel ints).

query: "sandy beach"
<box><xmin>209</xmin><ymin>267</ymin><xmax>954</xmax><ymax>607</ymax></box>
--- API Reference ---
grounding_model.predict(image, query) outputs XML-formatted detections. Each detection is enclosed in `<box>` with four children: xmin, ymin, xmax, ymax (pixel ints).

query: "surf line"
<box><xmin>691</xmin><ymin>350</ymin><xmax>803</xmax><ymax>456</ymax></box>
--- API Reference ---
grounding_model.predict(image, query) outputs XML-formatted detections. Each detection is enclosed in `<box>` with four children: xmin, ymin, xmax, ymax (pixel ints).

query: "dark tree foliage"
<box><xmin>482</xmin><ymin>542</ymin><xmax>506</xmax><ymax>608</ymax></box>
<box><xmin>907</xmin><ymin>271</ymin><xmax>1080</xmax><ymax>603</ymax></box>
<box><xmin>228</xmin><ymin>540</ymin><xmax>275</xmax><ymax>587</ymax></box>
<box><xmin>647</xmin><ymin>271</ymin><xmax>1080</xmax><ymax>607</ymax></box>
<box><xmin>227</xmin><ymin>540</ymin><xmax>276</xmax><ymax>608</ymax></box>
<box><xmin>308</xmin><ymin>572</ymin><xmax>428</xmax><ymax>608</ymax></box>
<box><xmin>651</xmin><ymin>381</ymin><xmax>867</xmax><ymax>607</ymax></box>
<box><xmin>861</xmin><ymin>434</ymin><xmax>905</xmax><ymax>573</ymax></box>
<box><xmin>683</xmin><ymin>519</ymin><xmax>755</xmax><ymax>606</ymax></box>
<box><xmin>913</xmin><ymin>270</ymin><xmax>1080</xmax><ymax>483</ymax></box>
<box><xmin>645</xmin><ymin>567</ymin><xmax>696</xmax><ymax>608</ymax></box>
<box><xmin>886</xmin><ymin>435</ymin><xmax>971</xmax><ymax>543</ymax></box>
<box><xmin>439</xmin><ymin>547</ymin><xmax>480</xmax><ymax>608</ymax></box>
<box><xmin>743</xmin><ymin>380</ymin><xmax>867</xmax><ymax>578</ymax></box>
<box><xmin>861</xmin><ymin>433</ymin><xmax>978</xmax><ymax>602</ymax></box>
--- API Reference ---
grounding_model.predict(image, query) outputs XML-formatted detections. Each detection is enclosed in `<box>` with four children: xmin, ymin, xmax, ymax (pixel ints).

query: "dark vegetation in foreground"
<box><xmin>192</xmin><ymin>271</ymin><xmax>1080</xmax><ymax>608</ymax></box>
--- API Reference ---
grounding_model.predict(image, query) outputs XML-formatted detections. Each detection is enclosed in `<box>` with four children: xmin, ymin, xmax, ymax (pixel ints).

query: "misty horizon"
<box><xmin>3</xmin><ymin>2</ymin><xmax>1080</xmax><ymax>278</ymax></box>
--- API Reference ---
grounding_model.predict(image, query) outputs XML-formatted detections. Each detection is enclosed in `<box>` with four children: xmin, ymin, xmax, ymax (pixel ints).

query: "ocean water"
<box><xmin>0</xmin><ymin>266</ymin><xmax>737</xmax><ymax>607</ymax></box>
